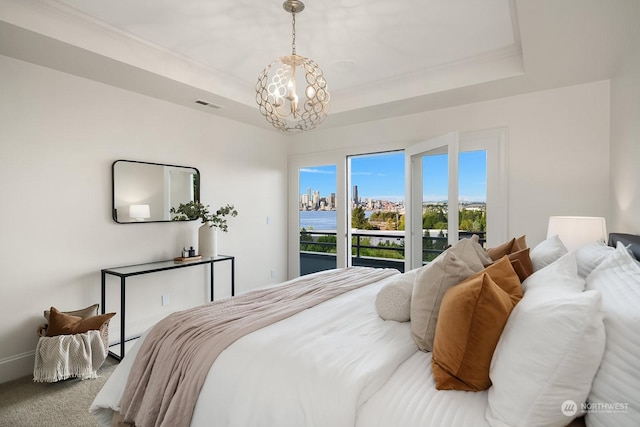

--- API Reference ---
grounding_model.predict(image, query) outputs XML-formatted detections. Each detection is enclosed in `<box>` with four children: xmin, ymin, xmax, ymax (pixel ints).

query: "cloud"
<box><xmin>300</xmin><ymin>168</ymin><xmax>335</xmax><ymax>174</ymax></box>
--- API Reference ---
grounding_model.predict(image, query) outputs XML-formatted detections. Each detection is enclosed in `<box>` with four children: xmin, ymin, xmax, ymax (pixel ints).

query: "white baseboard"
<box><xmin>0</xmin><ymin>351</ymin><xmax>35</xmax><ymax>384</ymax></box>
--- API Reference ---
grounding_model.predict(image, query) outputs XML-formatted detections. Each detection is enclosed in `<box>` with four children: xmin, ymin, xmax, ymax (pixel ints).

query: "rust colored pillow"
<box><xmin>479</xmin><ymin>256</ymin><xmax>524</xmax><ymax>299</ymax></box>
<box><xmin>513</xmin><ymin>235</ymin><xmax>527</xmax><ymax>252</ymax></box>
<box><xmin>507</xmin><ymin>248</ymin><xmax>534</xmax><ymax>282</ymax></box>
<box><xmin>487</xmin><ymin>238</ymin><xmax>516</xmax><ymax>261</ymax></box>
<box><xmin>487</xmin><ymin>235</ymin><xmax>528</xmax><ymax>262</ymax></box>
<box><xmin>45</xmin><ymin>306</ymin><xmax>115</xmax><ymax>337</ymax></box>
<box><xmin>431</xmin><ymin>258</ymin><xmax>522</xmax><ymax>391</ymax></box>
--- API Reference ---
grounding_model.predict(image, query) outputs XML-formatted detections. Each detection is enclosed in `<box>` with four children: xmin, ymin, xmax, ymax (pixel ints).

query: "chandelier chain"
<box><xmin>291</xmin><ymin>11</ymin><xmax>296</xmax><ymax>55</ymax></box>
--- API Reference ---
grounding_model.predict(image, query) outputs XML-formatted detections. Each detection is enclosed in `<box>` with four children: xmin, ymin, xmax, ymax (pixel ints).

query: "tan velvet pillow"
<box><xmin>457</xmin><ymin>234</ymin><xmax>493</xmax><ymax>268</ymax></box>
<box><xmin>45</xmin><ymin>306</ymin><xmax>115</xmax><ymax>337</ymax></box>
<box><xmin>44</xmin><ymin>303</ymin><xmax>99</xmax><ymax>322</ymax></box>
<box><xmin>431</xmin><ymin>258</ymin><xmax>522</xmax><ymax>391</ymax></box>
<box><xmin>411</xmin><ymin>236</ymin><xmax>494</xmax><ymax>352</ymax></box>
<box><xmin>410</xmin><ymin>238</ymin><xmax>488</xmax><ymax>352</ymax></box>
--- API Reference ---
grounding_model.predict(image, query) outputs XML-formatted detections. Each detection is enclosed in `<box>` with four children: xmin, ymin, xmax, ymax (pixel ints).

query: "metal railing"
<box><xmin>299</xmin><ymin>230</ymin><xmax>485</xmax><ymax>275</ymax></box>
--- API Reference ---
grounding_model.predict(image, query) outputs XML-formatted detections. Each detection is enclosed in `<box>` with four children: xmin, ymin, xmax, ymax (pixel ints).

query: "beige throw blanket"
<box><xmin>119</xmin><ymin>267</ymin><xmax>397</xmax><ymax>427</ymax></box>
<box><xmin>33</xmin><ymin>330</ymin><xmax>106</xmax><ymax>382</ymax></box>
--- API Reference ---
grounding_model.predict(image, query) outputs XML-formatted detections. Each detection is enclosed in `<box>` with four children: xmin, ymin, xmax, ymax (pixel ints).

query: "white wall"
<box><xmin>292</xmin><ymin>81</ymin><xmax>611</xmax><ymax>247</ymax></box>
<box><xmin>610</xmin><ymin>31</ymin><xmax>640</xmax><ymax>233</ymax></box>
<box><xmin>0</xmin><ymin>55</ymin><xmax>290</xmax><ymax>383</ymax></box>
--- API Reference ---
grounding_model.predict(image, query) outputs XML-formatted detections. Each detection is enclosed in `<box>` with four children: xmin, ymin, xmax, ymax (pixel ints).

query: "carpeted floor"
<box><xmin>0</xmin><ymin>357</ymin><xmax>118</xmax><ymax>427</ymax></box>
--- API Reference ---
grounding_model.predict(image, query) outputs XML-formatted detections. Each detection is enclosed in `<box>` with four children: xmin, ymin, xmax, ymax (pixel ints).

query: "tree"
<box><xmin>351</xmin><ymin>206</ymin><xmax>376</xmax><ymax>229</ymax></box>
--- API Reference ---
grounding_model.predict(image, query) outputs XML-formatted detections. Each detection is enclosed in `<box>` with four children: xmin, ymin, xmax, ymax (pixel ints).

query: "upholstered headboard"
<box><xmin>608</xmin><ymin>233</ymin><xmax>640</xmax><ymax>261</ymax></box>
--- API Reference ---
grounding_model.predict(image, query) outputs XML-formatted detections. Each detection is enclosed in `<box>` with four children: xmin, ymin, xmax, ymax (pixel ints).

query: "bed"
<box><xmin>91</xmin><ymin>233</ymin><xmax>640</xmax><ymax>427</ymax></box>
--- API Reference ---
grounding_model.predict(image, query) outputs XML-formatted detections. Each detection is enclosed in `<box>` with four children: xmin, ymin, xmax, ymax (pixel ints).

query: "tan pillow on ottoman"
<box><xmin>46</xmin><ymin>307</ymin><xmax>115</xmax><ymax>337</ymax></box>
<box><xmin>44</xmin><ymin>303</ymin><xmax>99</xmax><ymax>322</ymax></box>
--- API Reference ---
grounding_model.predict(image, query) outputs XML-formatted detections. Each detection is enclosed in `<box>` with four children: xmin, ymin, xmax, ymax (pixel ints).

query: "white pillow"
<box><xmin>486</xmin><ymin>264</ymin><xmax>605</xmax><ymax>427</ymax></box>
<box><xmin>375</xmin><ymin>269</ymin><xmax>417</xmax><ymax>322</ymax></box>
<box><xmin>530</xmin><ymin>235</ymin><xmax>568</xmax><ymax>272</ymax></box>
<box><xmin>585</xmin><ymin>242</ymin><xmax>640</xmax><ymax>427</ymax></box>
<box><xmin>521</xmin><ymin>252</ymin><xmax>584</xmax><ymax>294</ymax></box>
<box><xmin>575</xmin><ymin>241</ymin><xmax>615</xmax><ymax>278</ymax></box>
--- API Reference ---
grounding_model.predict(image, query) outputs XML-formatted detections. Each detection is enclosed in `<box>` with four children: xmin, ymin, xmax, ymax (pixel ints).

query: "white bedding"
<box><xmin>357</xmin><ymin>351</ymin><xmax>490</xmax><ymax>427</ymax></box>
<box><xmin>91</xmin><ymin>269</ymin><xmax>492</xmax><ymax>426</ymax></box>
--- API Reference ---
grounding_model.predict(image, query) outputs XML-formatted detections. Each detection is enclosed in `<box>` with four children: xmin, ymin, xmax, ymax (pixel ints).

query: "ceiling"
<box><xmin>1</xmin><ymin>0</ymin><xmax>638</xmax><ymax>131</ymax></box>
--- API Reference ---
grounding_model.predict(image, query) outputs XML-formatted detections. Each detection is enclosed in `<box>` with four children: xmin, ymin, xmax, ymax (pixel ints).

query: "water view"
<box><xmin>299</xmin><ymin>210</ymin><xmax>337</xmax><ymax>230</ymax></box>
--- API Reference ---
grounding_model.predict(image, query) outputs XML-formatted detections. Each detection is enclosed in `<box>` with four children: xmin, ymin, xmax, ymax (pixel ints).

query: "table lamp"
<box><xmin>547</xmin><ymin>216</ymin><xmax>607</xmax><ymax>252</ymax></box>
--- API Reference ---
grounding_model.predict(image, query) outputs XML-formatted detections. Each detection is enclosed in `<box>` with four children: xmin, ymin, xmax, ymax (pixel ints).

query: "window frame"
<box><xmin>404</xmin><ymin>128</ymin><xmax>508</xmax><ymax>270</ymax></box>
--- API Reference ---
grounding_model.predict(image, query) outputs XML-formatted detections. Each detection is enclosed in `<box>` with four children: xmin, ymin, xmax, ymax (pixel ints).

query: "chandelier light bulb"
<box><xmin>256</xmin><ymin>0</ymin><xmax>330</xmax><ymax>132</ymax></box>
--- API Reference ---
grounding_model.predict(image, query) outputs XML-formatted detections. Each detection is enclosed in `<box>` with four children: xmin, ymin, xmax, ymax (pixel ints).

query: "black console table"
<box><xmin>101</xmin><ymin>255</ymin><xmax>234</xmax><ymax>360</ymax></box>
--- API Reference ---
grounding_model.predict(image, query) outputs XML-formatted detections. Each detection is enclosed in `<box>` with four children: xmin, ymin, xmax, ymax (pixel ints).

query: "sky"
<box><xmin>299</xmin><ymin>150</ymin><xmax>487</xmax><ymax>203</ymax></box>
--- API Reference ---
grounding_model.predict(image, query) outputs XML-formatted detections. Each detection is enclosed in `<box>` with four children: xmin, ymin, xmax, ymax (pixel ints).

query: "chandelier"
<box><xmin>256</xmin><ymin>0</ymin><xmax>330</xmax><ymax>132</ymax></box>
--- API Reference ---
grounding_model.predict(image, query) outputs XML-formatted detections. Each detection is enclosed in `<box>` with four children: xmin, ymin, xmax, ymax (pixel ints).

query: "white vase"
<box><xmin>198</xmin><ymin>222</ymin><xmax>218</xmax><ymax>257</ymax></box>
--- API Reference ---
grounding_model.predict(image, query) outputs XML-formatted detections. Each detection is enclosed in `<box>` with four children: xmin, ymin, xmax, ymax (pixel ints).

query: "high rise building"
<box><xmin>353</xmin><ymin>185</ymin><xmax>359</xmax><ymax>205</ymax></box>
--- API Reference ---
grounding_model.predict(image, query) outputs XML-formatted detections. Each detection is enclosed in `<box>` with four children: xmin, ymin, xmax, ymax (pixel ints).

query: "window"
<box><xmin>348</xmin><ymin>151</ymin><xmax>405</xmax><ymax>271</ymax></box>
<box><xmin>288</xmin><ymin>128</ymin><xmax>506</xmax><ymax>278</ymax></box>
<box><xmin>405</xmin><ymin>129</ymin><xmax>507</xmax><ymax>269</ymax></box>
<box><xmin>298</xmin><ymin>164</ymin><xmax>337</xmax><ymax>276</ymax></box>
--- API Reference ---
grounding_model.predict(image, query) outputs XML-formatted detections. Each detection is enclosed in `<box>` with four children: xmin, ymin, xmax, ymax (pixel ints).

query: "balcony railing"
<box><xmin>299</xmin><ymin>230</ymin><xmax>485</xmax><ymax>275</ymax></box>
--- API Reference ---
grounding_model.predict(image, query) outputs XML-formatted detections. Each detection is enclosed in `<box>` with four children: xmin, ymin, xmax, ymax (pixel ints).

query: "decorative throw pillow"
<box><xmin>486</xmin><ymin>285</ymin><xmax>605</xmax><ymax>427</ymax></box>
<box><xmin>507</xmin><ymin>248</ymin><xmax>533</xmax><ymax>282</ymax></box>
<box><xmin>410</xmin><ymin>251</ymin><xmax>476</xmax><ymax>352</ymax></box>
<box><xmin>46</xmin><ymin>307</ymin><xmax>115</xmax><ymax>337</ymax></box>
<box><xmin>44</xmin><ymin>303</ymin><xmax>99</xmax><ymax>322</ymax></box>
<box><xmin>375</xmin><ymin>269</ymin><xmax>418</xmax><ymax>322</ymax></box>
<box><xmin>431</xmin><ymin>258</ymin><xmax>522</xmax><ymax>391</ymax></box>
<box><xmin>522</xmin><ymin>252</ymin><xmax>584</xmax><ymax>294</ymax></box>
<box><xmin>585</xmin><ymin>242</ymin><xmax>640</xmax><ymax>427</ymax></box>
<box><xmin>530</xmin><ymin>234</ymin><xmax>568</xmax><ymax>271</ymax></box>
<box><xmin>481</xmin><ymin>256</ymin><xmax>525</xmax><ymax>297</ymax></box>
<box><xmin>575</xmin><ymin>240</ymin><xmax>615</xmax><ymax>278</ymax></box>
<box><xmin>410</xmin><ymin>237</ymin><xmax>487</xmax><ymax>352</ymax></box>
<box><xmin>487</xmin><ymin>237</ymin><xmax>516</xmax><ymax>261</ymax></box>
<box><xmin>449</xmin><ymin>234</ymin><xmax>493</xmax><ymax>269</ymax></box>
<box><xmin>513</xmin><ymin>235</ymin><xmax>527</xmax><ymax>252</ymax></box>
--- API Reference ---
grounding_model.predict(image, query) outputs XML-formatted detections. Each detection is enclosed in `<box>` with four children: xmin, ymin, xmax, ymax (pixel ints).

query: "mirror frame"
<box><xmin>112</xmin><ymin>159</ymin><xmax>200</xmax><ymax>224</ymax></box>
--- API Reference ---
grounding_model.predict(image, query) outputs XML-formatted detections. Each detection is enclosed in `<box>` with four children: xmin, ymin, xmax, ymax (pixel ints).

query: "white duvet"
<box><xmin>91</xmin><ymin>271</ymin><xmax>491</xmax><ymax>426</ymax></box>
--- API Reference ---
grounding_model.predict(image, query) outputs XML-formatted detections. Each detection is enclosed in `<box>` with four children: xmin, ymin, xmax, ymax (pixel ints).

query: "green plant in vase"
<box><xmin>171</xmin><ymin>201</ymin><xmax>238</xmax><ymax>257</ymax></box>
<box><xmin>170</xmin><ymin>201</ymin><xmax>238</xmax><ymax>232</ymax></box>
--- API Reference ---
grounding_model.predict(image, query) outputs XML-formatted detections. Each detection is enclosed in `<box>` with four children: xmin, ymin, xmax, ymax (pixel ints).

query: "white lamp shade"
<box><xmin>547</xmin><ymin>216</ymin><xmax>607</xmax><ymax>252</ymax></box>
<box><xmin>129</xmin><ymin>204</ymin><xmax>151</xmax><ymax>220</ymax></box>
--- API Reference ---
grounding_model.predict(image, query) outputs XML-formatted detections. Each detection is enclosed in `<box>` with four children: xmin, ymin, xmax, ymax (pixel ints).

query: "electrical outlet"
<box><xmin>162</xmin><ymin>294</ymin><xmax>170</xmax><ymax>306</ymax></box>
<box><xmin>271</xmin><ymin>270</ymin><xmax>275</xmax><ymax>278</ymax></box>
